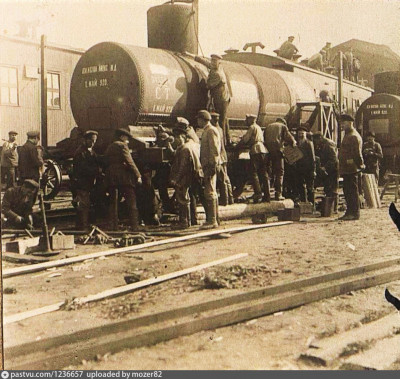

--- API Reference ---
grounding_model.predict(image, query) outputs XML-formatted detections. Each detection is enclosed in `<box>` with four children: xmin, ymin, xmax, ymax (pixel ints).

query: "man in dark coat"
<box><xmin>237</xmin><ymin>114</ymin><xmax>270</xmax><ymax>203</ymax></box>
<box><xmin>170</xmin><ymin>119</ymin><xmax>203</xmax><ymax>229</ymax></box>
<box><xmin>72</xmin><ymin>130</ymin><xmax>102</xmax><ymax>230</ymax></box>
<box><xmin>362</xmin><ymin>131</ymin><xmax>383</xmax><ymax>183</ymax></box>
<box><xmin>1</xmin><ymin>179</ymin><xmax>38</xmax><ymax>229</ymax></box>
<box><xmin>1</xmin><ymin>130</ymin><xmax>19</xmax><ymax>189</ymax></box>
<box><xmin>338</xmin><ymin>114</ymin><xmax>364</xmax><ymax>221</ymax></box>
<box><xmin>105</xmin><ymin>129</ymin><xmax>142</xmax><ymax>230</ymax></box>
<box><xmin>18</xmin><ymin>131</ymin><xmax>44</xmax><ymax>183</ymax></box>
<box><xmin>313</xmin><ymin>132</ymin><xmax>339</xmax><ymax>209</ymax></box>
<box><xmin>278</xmin><ymin>36</ymin><xmax>299</xmax><ymax>60</ymax></box>
<box><xmin>295</xmin><ymin>125</ymin><xmax>316</xmax><ymax>204</ymax></box>
<box><xmin>264</xmin><ymin>117</ymin><xmax>296</xmax><ymax>200</ymax></box>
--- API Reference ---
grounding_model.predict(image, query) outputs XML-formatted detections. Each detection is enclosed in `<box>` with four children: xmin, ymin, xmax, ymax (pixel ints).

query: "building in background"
<box><xmin>0</xmin><ymin>35</ymin><xmax>84</xmax><ymax>146</ymax></box>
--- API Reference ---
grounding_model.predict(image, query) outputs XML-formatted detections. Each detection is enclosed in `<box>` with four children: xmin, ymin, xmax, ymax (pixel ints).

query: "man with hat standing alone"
<box><xmin>18</xmin><ymin>131</ymin><xmax>44</xmax><ymax>183</ymax></box>
<box><xmin>72</xmin><ymin>130</ymin><xmax>102</xmax><ymax>230</ymax></box>
<box><xmin>339</xmin><ymin>114</ymin><xmax>364</xmax><ymax>221</ymax></box>
<box><xmin>185</xmin><ymin>52</ymin><xmax>231</xmax><ymax>145</ymax></box>
<box><xmin>170</xmin><ymin>118</ymin><xmax>203</xmax><ymax>229</ymax></box>
<box><xmin>1</xmin><ymin>130</ymin><xmax>19</xmax><ymax>189</ymax></box>
<box><xmin>197</xmin><ymin>110</ymin><xmax>221</xmax><ymax>229</ymax></box>
<box><xmin>237</xmin><ymin>114</ymin><xmax>270</xmax><ymax>203</ymax></box>
<box><xmin>362</xmin><ymin>131</ymin><xmax>383</xmax><ymax>183</ymax></box>
<box><xmin>105</xmin><ymin>129</ymin><xmax>142</xmax><ymax>230</ymax></box>
<box><xmin>1</xmin><ymin>179</ymin><xmax>39</xmax><ymax>229</ymax></box>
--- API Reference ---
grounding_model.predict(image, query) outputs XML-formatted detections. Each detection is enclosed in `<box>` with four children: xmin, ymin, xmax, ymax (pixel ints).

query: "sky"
<box><xmin>1</xmin><ymin>0</ymin><xmax>399</xmax><ymax>59</ymax></box>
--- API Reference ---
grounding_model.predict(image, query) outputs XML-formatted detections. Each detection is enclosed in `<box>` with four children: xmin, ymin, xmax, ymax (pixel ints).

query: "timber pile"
<box><xmin>362</xmin><ymin>173</ymin><xmax>381</xmax><ymax>208</ymax></box>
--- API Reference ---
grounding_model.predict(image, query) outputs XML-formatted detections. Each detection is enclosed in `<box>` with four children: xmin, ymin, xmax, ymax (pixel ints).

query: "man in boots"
<box><xmin>338</xmin><ymin>114</ymin><xmax>364</xmax><ymax>221</ymax></box>
<box><xmin>105</xmin><ymin>129</ymin><xmax>142</xmax><ymax>230</ymax></box>
<box><xmin>1</xmin><ymin>130</ymin><xmax>19</xmax><ymax>189</ymax></box>
<box><xmin>197</xmin><ymin>110</ymin><xmax>221</xmax><ymax>229</ymax></box>
<box><xmin>18</xmin><ymin>130</ymin><xmax>44</xmax><ymax>183</ymax></box>
<box><xmin>237</xmin><ymin>114</ymin><xmax>270</xmax><ymax>203</ymax></box>
<box><xmin>211</xmin><ymin>112</ymin><xmax>234</xmax><ymax>206</ymax></box>
<box><xmin>72</xmin><ymin>130</ymin><xmax>101</xmax><ymax>230</ymax></box>
<box><xmin>170</xmin><ymin>119</ymin><xmax>203</xmax><ymax>229</ymax></box>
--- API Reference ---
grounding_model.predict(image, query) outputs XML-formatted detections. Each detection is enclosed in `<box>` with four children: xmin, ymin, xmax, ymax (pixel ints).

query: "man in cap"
<box><xmin>1</xmin><ymin>179</ymin><xmax>38</xmax><ymax>229</ymax></box>
<box><xmin>197</xmin><ymin>110</ymin><xmax>222</xmax><ymax>228</ymax></box>
<box><xmin>362</xmin><ymin>131</ymin><xmax>383</xmax><ymax>183</ymax></box>
<box><xmin>211</xmin><ymin>112</ymin><xmax>234</xmax><ymax>205</ymax></box>
<box><xmin>72</xmin><ymin>130</ymin><xmax>102</xmax><ymax>230</ymax></box>
<box><xmin>313</xmin><ymin>132</ymin><xmax>339</xmax><ymax>210</ymax></box>
<box><xmin>18</xmin><ymin>131</ymin><xmax>44</xmax><ymax>183</ymax></box>
<box><xmin>170</xmin><ymin>118</ymin><xmax>203</xmax><ymax>229</ymax></box>
<box><xmin>185</xmin><ymin>52</ymin><xmax>231</xmax><ymax>145</ymax></box>
<box><xmin>295</xmin><ymin>124</ymin><xmax>316</xmax><ymax>204</ymax></box>
<box><xmin>278</xmin><ymin>36</ymin><xmax>299</xmax><ymax>60</ymax></box>
<box><xmin>105</xmin><ymin>128</ymin><xmax>142</xmax><ymax>230</ymax></box>
<box><xmin>237</xmin><ymin>114</ymin><xmax>270</xmax><ymax>203</ymax></box>
<box><xmin>338</xmin><ymin>114</ymin><xmax>364</xmax><ymax>221</ymax></box>
<box><xmin>264</xmin><ymin>117</ymin><xmax>296</xmax><ymax>200</ymax></box>
<box><xmin>1</xmin><ymin>130</ymin><xmax>19</xmax><ymax>189</ymax></box>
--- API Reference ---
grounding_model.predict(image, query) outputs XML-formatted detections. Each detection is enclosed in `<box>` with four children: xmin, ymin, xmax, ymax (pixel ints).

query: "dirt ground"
<box><xmin>3</xmin><ymin>196</ymin><xmax>400</xmax><ymax>369</ymax></box>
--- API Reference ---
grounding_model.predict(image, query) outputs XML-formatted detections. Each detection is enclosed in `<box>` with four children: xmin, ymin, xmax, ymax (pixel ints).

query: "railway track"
<box><xmin>6</xmin><ymin>256</ymin><xmax>400</xmax><ymax>369</ymax></box>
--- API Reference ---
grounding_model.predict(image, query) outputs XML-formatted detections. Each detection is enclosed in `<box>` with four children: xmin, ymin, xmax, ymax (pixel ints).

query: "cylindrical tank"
<box><xmin>147</xmin><ymin>1</ymin><xmax>198</xmax><ymax>54</ymax></box>
<box><xmin>374</xmin><ymin>71</ymin><xmax>400</xmax><ymax>95</ymax></box>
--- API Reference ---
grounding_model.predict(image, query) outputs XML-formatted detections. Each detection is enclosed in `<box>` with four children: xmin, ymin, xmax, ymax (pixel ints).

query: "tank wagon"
<box><xmin>356</xmin><ymin>71</ymin><xmax>400</xmax><ymax>179</ymax></box>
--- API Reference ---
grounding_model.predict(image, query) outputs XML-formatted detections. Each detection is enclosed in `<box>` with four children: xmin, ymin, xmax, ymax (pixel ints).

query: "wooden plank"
<box><xmin>341</xmin><ymin>334</ymin><xmax>400</xmax><ymax>370</ymax></box>
<box><xmin>3</xmin><ymin>222</ymin><xmax>292</xmax><ymax>279</ymax></box>
<box><xmin>3</xmin><ymin>253</ymin><xmax>248</xmax><ymax>325</ymax></box>
<box><xmin>9</xmin><ymin>265</ymin><xmax>400</xmax><ymax>370</ymax></box>
<box><xmin>301</xmin><ymin>313</ymin><xmax>400</xmax><ymax>366</ymax></box>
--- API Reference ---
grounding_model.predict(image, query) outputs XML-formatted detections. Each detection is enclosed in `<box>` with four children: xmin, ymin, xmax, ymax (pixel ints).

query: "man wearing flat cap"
<box><xmin>338</xmin><ymin>114</ymin><xmax>364</xmax><ymax>221</ymax></box>
<box><xmin>197</xmin><ymin>110</ymin><xmax>222</xmax><ymax>228</ymax></box>
<box><xmin>105</xmin><ymin>128</ymin><xmax>142</xmax><ymax>230</ymax></box>
<box><xmin>185</xmin><ymin>51</ymin><xmax>231</xmax><ymax>145</ymax></box>
<box><xmin>264</xmin><ymin>117</ymin><xmax>296</xmax><ymax>200</ymax></box>
<box><xmin>170</xmin><ymin>119</ymin><xmax>203</xmax><ymax>229</ymax></box>
<box><xmin>362</xmin><ymin>131</ymin><xmax>383</xmax><ymax>183</ymax></box>
<box><xmin>278</xmin><ymin>36</ymin><xmax>299</xmax><ymax>60</ymax></box>
<box><xmin>211</xmin><ymin>112</ymin><xmax>234</xmax><ymax>205</ymax></box>
<box><xmin>237</xmin><ymin>114</ymin><xmax>270</xmax><ymax>203</ymax></box>
<box><xmin>18</xmin><ymin>130</ymin><xmax>44</xmax><ymax>183</ymax></box>
<box><xmin>1</xmin><ymin>130</ymin><xmax>19</xmax><ymax>189</ymax></box>
<box><xmin>1</xmin><ymin>179</ymin><xmax>38</xmax><ymax>230</ymax></box>
<box><xmin>295</xmin><ymin>124</ymin><xmax>316</xmax><ymax>204</ymax></box>
<box><xmin>72</xmin><ymin>130</ymin><xmax>102</xmax><ymax>230</ymax></box>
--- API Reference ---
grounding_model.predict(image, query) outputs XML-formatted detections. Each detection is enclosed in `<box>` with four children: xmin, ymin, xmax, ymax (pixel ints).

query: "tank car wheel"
<box><xmin>41</xmin><ymin>159</ymin><xmax>62</xmax><ymax>200</ymax></box>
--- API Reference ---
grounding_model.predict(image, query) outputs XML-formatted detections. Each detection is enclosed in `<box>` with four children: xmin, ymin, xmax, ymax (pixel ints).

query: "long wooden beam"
<box><xmin>3</xmin><ymin>222</ymin><xmax>292</xmax><ymax>279</ymax></box>
<box><xmin>8</xmin><ymin>263</ymin><xmax>400</xmax><ymax>369</ymax></box>
<box><xmin>4</xmin><ymin>253</ymin><xmax>248</xmax><ymax>325</ymax></box>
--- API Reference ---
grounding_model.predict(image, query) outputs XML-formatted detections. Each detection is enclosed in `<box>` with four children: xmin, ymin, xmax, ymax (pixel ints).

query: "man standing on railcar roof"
<box><xmin>72</xmin><ymin>130</ymin><xmax>102</xmax><ymax>231</ymax></box>
<box><xmin>18</xmin><ymin>130</ymin><xmax>44</xmax><ymax>183</ymax></box>
<box><xmin>277</xmin><ymin>36</ymin><xmax>299</xmax><ymax>60</ymax></box>
<box><xmin>185</xmin><ymin>52</ymin><xmax>231</xmax><ymax>145</ymax></box>
<box><xmin>197</xmin><ymin>110</ymin><xmax>222</xmax><ymax>229</ymax></box>
<box><xmin>338</xmin><ymin>114</ymin><xmax>364</xmax><ymax>221</ymax></box>
<box><xmin>104</xmin><ymin>128</ymin><xmax>142</xmax><ymax>231</ymax></box>
<box><xmin>237</xmin><ymin>114</ymin><xmax>270</xmax><ymax>203</ymax></box>
<box><xmin>1</xmin><ymin>130</ymin><xmax>19</xmax><ymax>189</ymax></box>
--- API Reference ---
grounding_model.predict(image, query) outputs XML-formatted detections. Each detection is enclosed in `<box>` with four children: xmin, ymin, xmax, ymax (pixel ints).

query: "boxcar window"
<box><xmin>47</xmin><ymin>72</ymin><xmax>61</xmax><ymax>109</ymax></box>
<box><xmin>0</xmin><ymin>66</ymin><xmax>19</xmax><ymax>106</ymax></box>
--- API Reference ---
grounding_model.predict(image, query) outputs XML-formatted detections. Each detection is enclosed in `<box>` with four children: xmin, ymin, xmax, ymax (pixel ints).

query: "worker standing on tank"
<box><xmin>185</xmin><ymin>52</ymin><xmax>231</xmax><ymax>145</ymax></box>
<box><xmin>362</xmin><ymin>131</ymin><xmax>383</xmax><ymax>183</ymax></box>
<box><xmin>72</xmin><ymin>130</ymin><xmax>102</xmax><ymax>230</ymax></box>
<box><xmin>170</xmin><ymin>119</ymin><xmax>203</xmax><ymax>229</ymax></box>
<box><xmin>237</xmin><ymin>114</ymin><xmax>270</xmax><ymax>203</ymax></box>
<box><xmin>18</xmin><ymin>131</ymin><xmax>44</xmax><ymax>184</ymax></box>
<box><xmin>197</xmin><ymin>110</ymin><xmax>221</xmax><ymax>229</ymax></box>
<box><xmin>1</xmin><ymin>130</ymin><xmax>19</xmax><ymax>189</ymax></box>
<box><xmin>277</xmin><ymin>36</ymin><xmax>299</xmax><ymax>60</ymax></box>
<box><xmin>211</xmin><ymin>112</ymin><xmax>234</xmax><ymax>205</ymax></box>
<box><xmin>264</xmin><ymin>118</ymin><xmax>296</xmax><ymax>200</ymax></box>
<box><xmin>104</xmin><ymin>129</ymin><xmax>142</xmax><ymax>231</ymax></box>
